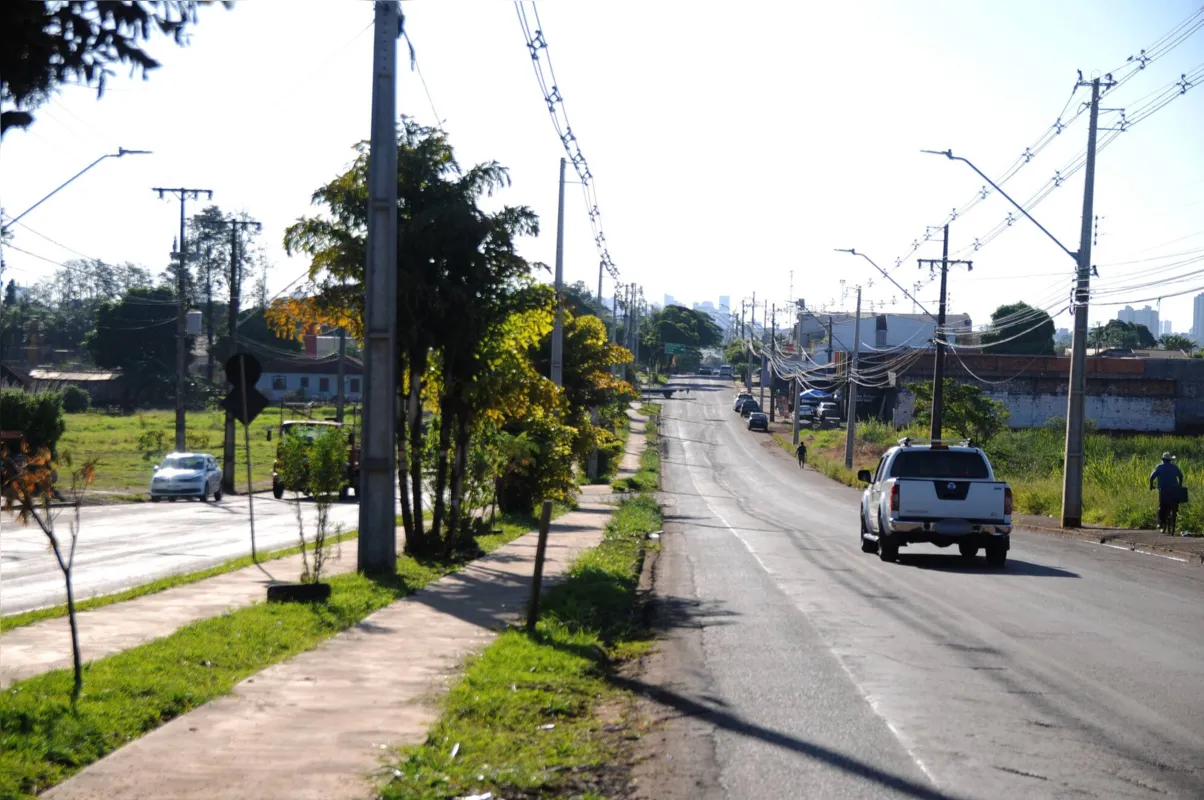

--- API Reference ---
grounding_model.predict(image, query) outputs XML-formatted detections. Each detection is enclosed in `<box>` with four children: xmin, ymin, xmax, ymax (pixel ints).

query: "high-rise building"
<box><xmin>664</xmin><ymin>294</ymin><xmax>679</xmax><ymax>308</ymax></box>
<box><xmin>1118</xmin><ymin>305</ymin><xmax>1159</xmax><ymax>335</ymax></box>
<box><xmin>1161</xmin><ymin>320</ymin><xmax>1173</xmax><ymax>336</ymax></box>
<box><xmin>1193</xmin><ymin>293</ymin><xmax>1204</xmax><ymax>344</ymax></box>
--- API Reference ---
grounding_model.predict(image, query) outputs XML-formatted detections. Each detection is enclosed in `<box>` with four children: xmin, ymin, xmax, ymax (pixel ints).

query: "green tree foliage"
<box><xmin>981</xmin><ymin>302</ymin><xmax>1055</xmax><ymax>355</ymax></box>
<box><xmin>61</xmin><ymin>385</ymin><xmax>91</xmax><ymax>413</ymax></box>
<box><xmin>278</xmin><ymin>426</ymin><xmax>346</xmax><ymax>583</ymax></box>
<box><xmin>86</xmin><ymin>286</ymin><xmax>191</xmax><ymax>406</ymax></box>
<box><xmin>0</xmin><ymin>388</ymin><xmax>66</xmax><ymax>452</ymax></box>
<box><xmin>0</xmin><ymin>1</ymin><xmax>225</xmax><ymax>136</ymax></box>
<box><xmin>1094</xmin><ymin>319</ymin><xmax>1157</xmax><ymax>349</ymax></box>
<box><xmin>16</xmin><ymin>259</ymin><xmax>154</xmax><ymax>352</ymax></box>
<box><xmin>639</xmin><ymin>305</ymin><xmax>723</xmax><ymax>372</ymax></box>
<box><xmin>910</xmin><ymin>380</ymin><xmax>1010</xmax><ymax>445</ymax></box>
<box><xmin>1160</xmin><ymin>334</ymin><xmax>1196</xmax><ymax>352</ymax></box>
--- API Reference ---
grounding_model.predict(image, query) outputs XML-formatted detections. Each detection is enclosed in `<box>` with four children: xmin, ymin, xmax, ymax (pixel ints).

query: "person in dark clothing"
<box><xmin>1149</xmin><ymin>452</ymin><xmax>1185</xmax><ymax>529</ymax></box>
<box><xmin>796</xmin><ymin>442</ymin><xmax>807</xmax><ymax>468</ymax></box>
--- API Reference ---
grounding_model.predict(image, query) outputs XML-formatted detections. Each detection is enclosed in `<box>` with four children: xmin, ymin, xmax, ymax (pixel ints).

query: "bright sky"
<box><xmin>2</xmin><ymin>1</ymin><xmax>1202</xmax><ymax>337</ymax></box>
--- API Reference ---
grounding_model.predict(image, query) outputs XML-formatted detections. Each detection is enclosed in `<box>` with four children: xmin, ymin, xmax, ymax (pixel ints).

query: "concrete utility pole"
<box><xmin>917</xmin><ymin>225</ymin><xmax>972</xmax><ymax>441</ymax></box>
<box><xmin>214</xmin><ymin>216</ymin><xmax>262</xmax><ymax>495</ymax></box>
<box><xmin>792</xmin><ymin>301</ymin><xmax>803</xmax><ymax>446</ymax></box>
<box><xmin>358</xmin><ymin>0</ymin><xmax>401</xmax><ymax>575</ymax></box>
<box><xmin>844</xmin><ymin>286</ymin><xmax>862</xmax><ymax>470</ymax></box>
<box><xmin>769</xmin><ymin>304</ymin><xmax>776</xmax><ymax>422</ymax></box>
<box><xmin>759</xmin><ymin>300</ymin><xmax>769</xmax><ymax>411</ymax></box>
<box><xmin>153</xmin><ymin>186</ymin><xmax>213</xmax><ymax>452</ymax></box>
<box><xmin>551</xmin><ymin>157</ymin><xmax>567</xmax><ymax>386</ymax></box>
<box><xmin>1062</xmin><ymin>77</ymin><xmax>1103</xmax><ymax>528</ymax></box>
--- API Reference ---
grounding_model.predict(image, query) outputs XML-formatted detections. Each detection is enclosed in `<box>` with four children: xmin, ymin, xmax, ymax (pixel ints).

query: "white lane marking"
<box><xmin>701</xmin><ymin>501</ymin><xmax>940</xmax><ymax>788</ymax></box>
<box><xmin>1097</xmin><ymin>542</ymin><xmax>1192</xmax><ymax>563</ymax></box>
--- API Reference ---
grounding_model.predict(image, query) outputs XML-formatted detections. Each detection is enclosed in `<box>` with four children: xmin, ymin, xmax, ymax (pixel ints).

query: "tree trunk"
<box><xmin>65</xmin><ymin>567</ymin><xmax>83</xmax><ymax>707</ymax></box>
<box><xmin>431</xmin><ymin>409</ymin><xmax>453</xmax><ymax>542</ymax></box>
<box><xmin>407</xmin><ymin>352</ymin><xmax>426</xmax><ymax>547</ymax></box>
<box><xmin>444</xmin><ymin>413</ymin><xmax>472</xmax><ymax>556</ymax></box>
<box><xmin>396</xmin><ymin>379</ymin><xmax>418</xmax><ymax>553</ymax></box>
<box><xmin>205</xmin><ymin>276</ymin><xmax>214</xmax><ymax>384</ymax></box>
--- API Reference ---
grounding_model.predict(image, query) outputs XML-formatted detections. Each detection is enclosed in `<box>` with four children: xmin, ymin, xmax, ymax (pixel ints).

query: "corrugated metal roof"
<box><xmin>28</xmin><ymin>369</ymin><xmax>121</xmax><ymax>382</ymax></box>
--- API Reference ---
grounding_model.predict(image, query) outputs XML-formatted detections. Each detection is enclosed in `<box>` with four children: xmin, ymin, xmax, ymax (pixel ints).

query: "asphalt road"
<box><xmin>644</xmin><ymin>375</ymin><xmax>1204</xmax><ymax>799</ymax></box>
<box><xmin>1</xmin><ymin>494</ymin><xmax>364</xmax><ymax>615</ymax></box>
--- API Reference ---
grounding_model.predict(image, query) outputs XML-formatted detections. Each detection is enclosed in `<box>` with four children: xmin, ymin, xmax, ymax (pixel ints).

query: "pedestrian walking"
<box><xmin>796</xmin><ymin>442</ymin><xmax>807</xmax><ymax>468</ymax></box>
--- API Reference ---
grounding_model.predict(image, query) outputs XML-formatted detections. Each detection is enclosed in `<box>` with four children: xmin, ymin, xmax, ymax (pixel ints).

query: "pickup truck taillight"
<box><xmin>890</xmin><ymin>483</ymin><xmax>900</xmax><ymax>512</ymax></box>
<box><xmin>1004</xmin><ymin>487</ymin><xmax>1013</xmax><ymax>516</ymax></box>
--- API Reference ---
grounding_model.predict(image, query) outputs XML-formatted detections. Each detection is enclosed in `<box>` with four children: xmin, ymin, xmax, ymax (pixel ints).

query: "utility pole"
<box><xmin>792</xmin><ymin>301</ymin><xmax>803</xmax><ymax>446</ymax></box>
<box><xmin>751</xmin><ymin>293</ymin><xmax>758</xmax><ymax>395</ymax></box>
<box><xmin>917</xmin><ymin>225</ymin><xmax>972</xmax><ymax>441</ymax></box>
<box><xmin>1062</xmin><ymin>77</ymin><xmax>1102</xmax><ymax>528</ymax></box>
<box><xmin>153</xmin><ymin>187</ymin><xmax>213</xmax><ymax>452</ymax></box>
<box><xmin>336</xmin><ymin>325</ymin><xmax>347</xmax><ymax>422</ymax></box>
<box><xmin>214</xmin><ymin>216</ymin><xmax>262</xmax><ymax>494</ymax></box>
<box><xmin>769</xmin><ymin>304</ymin><xmax>776</xmax><ymax>422</ymax></box>
<box><xmin>358</xmin><ymin>0</ymin><xmax>400</xmax><ymax>575</ymax></box>
<box><xmin>551</xmin><ymin>157</ymin><xmax>566</xmax><ymax>386</ymax></box>
<box><xmin>844</xmin><ymin>286</ymin><xmax>862</xmax><ymax>469</ymax></box>
<box><xmin>759</xmin><ymin>300</ymin><xmax>768</xmax><ymax>411</ymax></box>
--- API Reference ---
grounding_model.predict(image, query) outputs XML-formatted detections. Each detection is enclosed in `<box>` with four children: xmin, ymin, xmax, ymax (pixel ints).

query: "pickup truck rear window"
<box><xmin>889</xmin><ymin>451</ymin><xmax>990</xmax><ymax>479</ymax></box>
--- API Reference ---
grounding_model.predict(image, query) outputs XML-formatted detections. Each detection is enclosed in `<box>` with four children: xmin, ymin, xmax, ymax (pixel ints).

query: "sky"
<box><xmin>2</xmin><ymin>0</ymin><xmax>1202</xmax><ymax>338</ymax></box>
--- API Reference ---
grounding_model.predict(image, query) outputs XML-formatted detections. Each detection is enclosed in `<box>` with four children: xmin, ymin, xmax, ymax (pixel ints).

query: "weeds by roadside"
<box><xmin>613</xmin><ymin>405</ymin><xmax>660</xmax><ymax>493</ymax></box>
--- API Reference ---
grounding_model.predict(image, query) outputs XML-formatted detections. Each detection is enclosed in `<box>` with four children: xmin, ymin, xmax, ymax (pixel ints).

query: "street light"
<box><xmin>919</xmin><ymin>149</ymin><xmax>1076</xmax><ymax>261</ymax></box>
<box><xmin>2</xmin><ymin>147</ymin><xmax>152</xmax><ymax>232</ymax></box>
<box><xmin>835</xmin><ymin>248</ymin><xmax>935</xmax><ymax>320</ymax></box>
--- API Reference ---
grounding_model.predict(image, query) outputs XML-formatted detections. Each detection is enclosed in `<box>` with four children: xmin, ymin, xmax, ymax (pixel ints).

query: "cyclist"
<box><xmin>1149</xmin><ymin>452</ymin><xmax>1184</xmax><ymax>531</ymax></box>
<box><xmin>796</xmin><ymin>441</ymin><xmax>808</xmax><ymax>468</ymax></box>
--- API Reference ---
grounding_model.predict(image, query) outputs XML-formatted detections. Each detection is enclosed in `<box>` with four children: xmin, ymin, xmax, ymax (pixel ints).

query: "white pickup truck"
<box><xmin>857</xmin><ymin>439</ymin><xmax>1013</xmax><ymax>567</ymax></box>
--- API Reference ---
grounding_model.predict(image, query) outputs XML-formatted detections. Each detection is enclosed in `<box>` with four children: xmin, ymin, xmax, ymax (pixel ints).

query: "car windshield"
<box><xmin>161</xmin><ymin>455</ymin><xmax>205</xmax><ymax>470</ymax></box>
<box><xmin>889</xmin><ymin>450</ymin><xmax>990</xmax><ymax>479</ymax></box>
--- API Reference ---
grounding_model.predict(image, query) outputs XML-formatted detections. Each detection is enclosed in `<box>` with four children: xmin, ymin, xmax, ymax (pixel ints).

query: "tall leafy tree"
<box><xmin>86</xmin><ymin>286</ymin><xmax>189</xmax><ymax>405</ymax></box>
<box><xmin>0</xmin><ymin>1</ymin><xmax>226</xmax><ymax>136</ymax></box>
<box><xmin>1160</xmin><ymin>334</ymin><xmax>1196</xmax><ymax>352</ymax></box>
<box><xmin>1094</xmin><ymin>319</ymin><xmax>1157</xmax><ymax>349</ymax></box>
<box><xmin>981</xmin><ymin>301</ymin><xmax>1055</xmax><ymax>355</ymax></box>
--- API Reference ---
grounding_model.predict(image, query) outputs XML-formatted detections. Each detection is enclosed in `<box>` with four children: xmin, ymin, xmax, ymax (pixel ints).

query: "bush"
<box><xmin>0</xmin><ymin>388</ymin><xmax>66</xmax><ymax>453</ymax></box>
<box><xmin>61</xmin><ymin>385</ymin><xmax>91</xmax><ymax>414</ymax></box>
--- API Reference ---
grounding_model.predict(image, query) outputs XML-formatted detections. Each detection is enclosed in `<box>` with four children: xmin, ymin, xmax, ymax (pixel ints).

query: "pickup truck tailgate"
<box><xmin>896</xmin><ymin>479</ymin><xmax>1009</xmax><ymax>526</ymax></box>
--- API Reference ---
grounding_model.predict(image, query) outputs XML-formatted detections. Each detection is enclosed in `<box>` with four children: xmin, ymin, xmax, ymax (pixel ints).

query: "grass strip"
<box><xmin>381</xmin><ymin>493</ymin><xmax>664</xmax><ymax>800</ymax></box>
<box><xmin>0</xmin><ymin>530</ymin><xmax>360</xmax><ymax>633</ymax></box>
<box><xmin>612</xmin><ymin>404</ymin><xmax>661</xmax><ymax>493</ymax></box>
<box><xmin>0</xmin><ymin>522</ymin><xmax>543</xmax><ymax>799</ymax></box>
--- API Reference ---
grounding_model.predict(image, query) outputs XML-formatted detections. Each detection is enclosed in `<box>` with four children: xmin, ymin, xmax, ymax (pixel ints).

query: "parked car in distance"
<box><xmin>699</xmin><ymin>367</ymin><xmax>712</xmax><ymax>375</ymax></box>
<box><xmin>739</xmin><ymin>399</ymin><xmax>761</xmax><ymax>417</ymax></box>
<box><xmin>857</xmin><ymin>439</ymin><xmax>1012</xmax><ymax>566</ymax></box>
<box><xmin>797</xmin><ymin>403</ymin><xmax>817</xmax><ymax>422</ymax></box>
<box><xmin>734</xmin><ymin>392</ymin><xmax>754</xmax><ymax>411</ymax></box>
<box><xmin>150</xmin><ymin>452</ymin><xmax>223</xmax><ymax>502</ymax></box>
<box><xmin>747</xmin><ymin>411</ymin><xmax>769</xmax><ymax>432</ymax></box>
<box><xmin>718</xmin><ymin>365</ymin><xmax>733</xmax><ymax>379</ymax></box>
<box><xmin>817</xmin><ymin>402</ymin><xmax>839</xmax><ymax>423</ymax></box>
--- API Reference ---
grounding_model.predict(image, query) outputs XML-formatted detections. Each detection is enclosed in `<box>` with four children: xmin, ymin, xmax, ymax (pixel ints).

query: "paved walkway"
<box><xmin>39</xmin><ymin>409</ymin><xmax>649</xmax><ymax>800</ymax></box>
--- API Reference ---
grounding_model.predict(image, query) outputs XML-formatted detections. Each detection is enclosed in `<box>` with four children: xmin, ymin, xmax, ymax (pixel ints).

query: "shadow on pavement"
<box><xmin>896</xmin><ymin>552</ymin><xmax>1080</xmax><ymax>578</ymax></box>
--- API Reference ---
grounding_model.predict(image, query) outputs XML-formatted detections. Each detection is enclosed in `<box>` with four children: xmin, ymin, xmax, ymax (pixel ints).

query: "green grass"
<box><xmin>612</xmin><ymin>404</ymin><xmax>660</xmax><ymax>493</ymax></box>
<box><xmin>0</xmin><ymin>524</ymin><xmax>535</xmax><ymax>800</ymax></box>
<box><xmin>775</xmin><ymin>419</ymin><xmax>1204</xmax><ymax>534</ymax></box>
<box><xmin>381</xmin><ymin>493</ymin><xmax>663</xmax><ymax>800</ymax></box>
<box><xmin>0</xmin><ymin>530</ymin><xmax>360</xmax><ymax>633</ymax></box>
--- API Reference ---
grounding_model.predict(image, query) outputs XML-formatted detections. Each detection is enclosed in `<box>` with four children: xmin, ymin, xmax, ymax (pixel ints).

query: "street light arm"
<box><xmin>3</xmin><ymin>147</ymin><xmax>151</xmax><ymax>231</ymax></box>
<box><xmin>921</xmin><ymin>149</ymin><xmax>1077</xmax><ymax>261</ymax></box>
<box><xmin>834</xmin><ymin>248</ymin><xmax>936</xmax><ymax>320</ymax></box>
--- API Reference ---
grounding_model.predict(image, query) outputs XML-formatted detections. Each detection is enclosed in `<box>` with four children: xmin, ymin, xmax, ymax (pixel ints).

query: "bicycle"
<box><xmin>1160</xmin><ymin>501</ymin><xmax>1179</xmax><ymax>536</ymax></box>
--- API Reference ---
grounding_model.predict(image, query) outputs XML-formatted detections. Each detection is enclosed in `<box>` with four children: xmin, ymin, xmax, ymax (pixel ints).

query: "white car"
<box><xmin>150</xmin><ymin>452</ymin><xmax>224</xmax><ymax>502</ymax></box>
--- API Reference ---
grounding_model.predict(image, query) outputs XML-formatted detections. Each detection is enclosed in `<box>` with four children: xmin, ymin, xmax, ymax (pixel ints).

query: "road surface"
<box><xmin>1</xmin><ymin>494</ymin><xmax>364</xmax><ymax>615</ymax></box>
<box><xmin>638</xmin><ymin>375</ymin><xmax>1204</xmax><ymax>799</ymax></box>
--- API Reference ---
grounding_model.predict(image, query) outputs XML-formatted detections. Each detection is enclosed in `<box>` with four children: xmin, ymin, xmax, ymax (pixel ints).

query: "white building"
<box><xmin>1118</xmin><ymin>305</ymin><xmax>1159</xmax><ymax>335</ymax></box>
<box><xmin>1162</xmin><ymin>320</ymin><xmax>1173</xmax><ymax>336</ymax></box>
<box><xmin>256</xmin><ymin>355</ymin><xmax>364</xmax><ymax>403</ymax></box>
<box><xmin>1194</xmin><ymin>293</ymin><xmax>1204</xmax><ymax>344</ymax></box>
<box><xmin>808</xmin><ymin>312</ymin><xmax>972</xmax><ymax>362</ymax></box>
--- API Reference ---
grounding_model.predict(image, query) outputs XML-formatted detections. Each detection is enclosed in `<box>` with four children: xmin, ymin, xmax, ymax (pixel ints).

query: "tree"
<box><xmin>2</xmin><ymin>446</ymin><xmax>98</xmax><ymax>707</ymax></box>
<box><xmin>1160</xmin><ymin>333</ymin><xmax>1196</xmax><ymax>353</ymax></box>
<box><xmin>0</xmin><ymin>1</ymin><xmax>225</xmax><ymax>136</ymax></box>
<box><xmin>1094</xmin><ymin>319</ymin><xmax>1157</xmax><ymax>350</ymax></box>
<box><xmin>86</xmin><ymin>286</ymin><xmax>190</xmax><ymax>406</ymax></box>
<box><xmin>910</xmin><ymin>380</ymin><xmax>1010</xmax><ymax>445</ymax></box>
<box><xmin>981</xmin><ymin>302</ymin><xmax>1055</xmax><ymax>355</ymax></box>
<box><xmin>278</xmin><ymin>426</ymin><xmax>346</xmax><ymax>584</ymax></box>
<box><xmin>640</xmin><ymin>305</ymin><xmax>723</xmax><ymax>373</ymax></box>
<box><xmin>561</xmin><ymin>279</ymin><xmax>605</xmax><ymax>319</ymax></box>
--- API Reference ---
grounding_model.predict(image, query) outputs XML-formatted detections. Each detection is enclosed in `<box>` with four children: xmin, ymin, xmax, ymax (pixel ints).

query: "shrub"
<box><xmin>61</xmin><ymin>385</ymin><xmax>91</xmax><ymax>414</ymax></box>
<box><xmin>0</xmin><ymin>388</ymin><xmax>66</xmax><ymax>453</ymax></box>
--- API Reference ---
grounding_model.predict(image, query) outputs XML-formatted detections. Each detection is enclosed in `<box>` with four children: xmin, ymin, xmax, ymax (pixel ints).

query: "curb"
<box><xmin>1018</xmin><ymin>522</ymin><xmax>1204</xmax><ymax>565</ymax></box>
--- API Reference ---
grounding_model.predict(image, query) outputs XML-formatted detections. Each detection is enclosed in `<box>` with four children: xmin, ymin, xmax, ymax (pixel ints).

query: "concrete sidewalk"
<box><xmin>38</xmin><ymin>409</ymin><xmax>649</xmax><ymax>800</ymax></box>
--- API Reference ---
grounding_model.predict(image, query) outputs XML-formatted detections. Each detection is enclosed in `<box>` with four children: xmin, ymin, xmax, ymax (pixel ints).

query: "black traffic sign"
<box><xmin>221</xmin><ymin>352</ymin><xmax>269</xmax><ymax>425</ymax></box>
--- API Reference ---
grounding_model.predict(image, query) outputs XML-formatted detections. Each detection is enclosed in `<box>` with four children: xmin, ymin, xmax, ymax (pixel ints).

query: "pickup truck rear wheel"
<box><xmin>877</xmin><ymin>514</ymin><xmax>898</xmax><ymax>562</ymax></box>
<box><xmin>985</xmin><ymin>543</ymin><xmax>1007</xmax><ymax>568</ymax></box>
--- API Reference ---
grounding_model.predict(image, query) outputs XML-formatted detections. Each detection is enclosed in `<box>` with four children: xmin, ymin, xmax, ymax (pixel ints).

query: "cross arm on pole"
<box><xmin>920</xmin><ymin>149</ymin><xmax>1077</xmax><ymax>262</ymax></box>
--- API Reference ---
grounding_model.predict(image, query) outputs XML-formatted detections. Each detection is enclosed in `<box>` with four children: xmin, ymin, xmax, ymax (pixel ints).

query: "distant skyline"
<box><xmin>1</xmin><ymin>1</ymin><xmax>1201</xmax><ymax>339</ymax></box>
